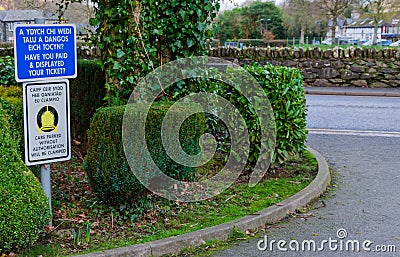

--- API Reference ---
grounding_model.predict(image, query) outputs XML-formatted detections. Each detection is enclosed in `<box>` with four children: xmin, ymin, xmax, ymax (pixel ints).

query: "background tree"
<box><xmin>0</xmin><ymin>0</ymin><xmax>14</xmax><ymax>9</ymax></box>
<box><xmin>360</xmin><ymin>0</ymin><xmax>398</xmax><ymax>44</ymax></box>
<box><xmin>316</xmin><ymin>0</ymin><xmax>353</xmax><ymax>41</ymax></box>
<box><xmin>238</xmin><ymin>7</ymin><xmax>256</xmax><ymax>38</ymax></box>
<box><xmin>282</xmin><ymin>0</ymin><xmax>318</xmax><ymax>44</ymax></box>
<box><xmin>262</xmin><ymin>29</ymin><xmax>275</xmax><ymax>43</ymax></box>
<box><xmin>14</xmin><ymin>0</ymin><xmax>51</xmax><ymax>9</ymax></box>
<box><xmin>247</xmin><ymin>1</ymin><xmax>286</xmax><ymax>39</ymax></box>
<box><xmin>216</xmin><ymin>1</ymin><xmax>286</xmax><ymax>41</ymax></box>
<box><xmin>62</xmin><ymin>1</ymin><xmax>94</xmax><ymax>24</ymax></box>
<box><xmin>15</xmin><ymin>0</ymin><xmax>91</xmax><ymax>24</ymax></box>
<box><xmin>216</xmin><ymin>7</ymin><xmax>240</xmax><ymax>40</ymax></box>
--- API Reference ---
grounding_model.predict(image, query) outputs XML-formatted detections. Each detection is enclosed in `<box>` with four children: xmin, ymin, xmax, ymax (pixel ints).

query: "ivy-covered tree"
<box><xmin>49</xmin><ymin>0</ymin><xmax>219</xmax><ymax>105</ymax></box>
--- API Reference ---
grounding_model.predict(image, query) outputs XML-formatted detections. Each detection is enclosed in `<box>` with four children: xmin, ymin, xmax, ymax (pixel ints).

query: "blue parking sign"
<box><xmin>14</xmin><ymin>24</ymin><xmax>77</xmax><ymax>82</ymax></box>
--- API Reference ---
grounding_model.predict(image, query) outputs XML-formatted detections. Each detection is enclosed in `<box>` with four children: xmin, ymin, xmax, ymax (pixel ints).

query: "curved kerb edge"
<box><xmin>74</xmin><ymin>146</ymin><xmax>331</xmax><ymax>257</ymax></box>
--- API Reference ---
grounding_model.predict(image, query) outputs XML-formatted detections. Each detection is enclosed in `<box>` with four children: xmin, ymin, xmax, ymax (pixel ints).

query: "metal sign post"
<box><xmin>35</xmin><ymin>17</ymin><xmax>52</xmax><ymax>226</ymax></box>
<box><xmin>14</xmin><ymin>18</ymin><xmax>76</xmax><ymax>225</ymax></box>
<box><xmin>41</xmin><ymin>164</ymin><xmax>52</xmax><ymax>225</ymax></box>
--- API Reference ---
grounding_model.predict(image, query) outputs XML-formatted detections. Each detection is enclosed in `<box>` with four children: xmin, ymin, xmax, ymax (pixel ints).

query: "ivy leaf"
<box><xmin>116</xmin><ymin>49</ymin><xmax>125</xmax><ymax>58</ymax></box>
<box><xmin>179</xmin><ymin>9</ymin><xmax>186</xmax><ymax>19</ymax></box>
<box><xmin>153</xmin><ymin>29</ymin><xmax>162</xmax><ymax>35</ymax></box>
<box><xmin>113</xmin><ymin>61</ymin><xmax>120</xmax><ymax>70</ymax></box>
<box><xmin>126</xmin><ymin>76</ymin><xmax>134</xmax><ymax>84</ymax></box>
<box><xmin>197</xmin><ymin>23</ymin><xmax>205</xmax><ymax>32</ymax></box>
<box><xmin>187</xmin><ymin>38</ymin><xmax>195</xmax><ymax>48</ymax></box>
<box><xmin>175</xmin><ymin>40</ymin><xmax>182</xmax><ymax>49</ymax></box>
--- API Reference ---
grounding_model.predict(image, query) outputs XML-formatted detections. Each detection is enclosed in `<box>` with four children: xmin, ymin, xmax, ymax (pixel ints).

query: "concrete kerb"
<box><xmin>75</xmin><ymin>147</ymin><xmax>330</xmax><ymax>257</ymax></box>
<box><xmin>305</xmin><ymin>88</ymin><xmax>400</xmax><ymax>97</ymax></box>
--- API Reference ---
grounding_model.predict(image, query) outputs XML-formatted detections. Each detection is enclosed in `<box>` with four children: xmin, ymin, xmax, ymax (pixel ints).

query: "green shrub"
<box><xmin>0</xmin><ymin>85</ymin><xmax>22</xmax><ymax>99</ymax></box>
<box><xmin>0</xmin><ymin>101</ymin><xmax>51</xmax><ymax>252</ymax></box>
<box><xmin>0</xmin><ymin>56</ymin><xmax>17</xmax><ymax>86</ymax></box>
<box><xmin>238</xmin><ymin>39</ymin><xmax>266</xmax><ymax>47</ymax></box>
<box><xmin>0</xmin><ymin>86</ymin><xmax>23</xmax><ymax>140</ymax></box>
<box><xmin>84</xmin><ymin>102</ymin><xmax>205</xmax><ymax>205</ymax></box>
<box><xmin>244</xmin><ymin>63</ymin><xmax>307</xmax><ymax>162</ymax></box>
<box><xmin>269</xmin><ymin>39</ymin><xmax>288</xmax><ymax>47</ymax></box>
<box><xmin>0</xmin><ymin>87</ymin><xmax>42</xmax><ymax>177</ymax></box>
<box><xmin>161</xmin><ymin>63</ymin><xmax>307</xmax><ymax>165</ymax></box>
<box><xmin>0</xmin><ymin>86</ymin><xmax>25</xmax><ymax>163</ymax></box>
<box><xmin>70</xmin><ymin>59</ymin><xmax>106</xmax><ymax>153</ymax></box>
<box><xmin>84</xmin><ymin>63</ymin><xmax>306</xmax><ymax>205</ymax></box>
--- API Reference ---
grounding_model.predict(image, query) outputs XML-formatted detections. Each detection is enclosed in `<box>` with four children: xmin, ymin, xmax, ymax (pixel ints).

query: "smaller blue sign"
<box><xmin>14</xmin><ymin>24</ymin><xmax>77</xmax><ymax>82</ymax></box>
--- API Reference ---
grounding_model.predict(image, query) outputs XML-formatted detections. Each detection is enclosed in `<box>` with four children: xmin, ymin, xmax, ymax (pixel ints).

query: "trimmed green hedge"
<box><xmin>0</xmin><ymin>86</ymin><xmax>23</xmax><ymax>139</ymax></box>
<box><xmin>0</xmin><ymin>100</ymin><xmax>51</xmax><ymax>252</ymax></box>
<box><xmin>0</xmin><ymin>86</ymin><xmax>27</xmax><ymax>170</ymax></box>
<box><xmin>84</xmin><ymin>102</ymin><xmax>205</xmax><ymax>205</ymax></box>
<box><xmin>70</xmin><ymin>59</ymin><xmax>106</xmax><ymax>153</ymax></box>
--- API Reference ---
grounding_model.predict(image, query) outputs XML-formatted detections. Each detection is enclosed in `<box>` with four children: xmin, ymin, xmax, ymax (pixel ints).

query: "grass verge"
<box><xmin>19</xmin><ymin>150</ymin><xmax>317</xmax><ymax>257</ymax></box>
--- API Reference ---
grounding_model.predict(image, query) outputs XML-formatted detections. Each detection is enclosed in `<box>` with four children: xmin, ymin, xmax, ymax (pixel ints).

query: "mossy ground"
<box><xmin>19</xmin><ymin>151</ymin><xmax>317</xmax><ymax>257</ymax></box>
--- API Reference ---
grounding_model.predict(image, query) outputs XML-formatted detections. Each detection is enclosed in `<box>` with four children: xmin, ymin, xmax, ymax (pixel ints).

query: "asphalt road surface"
<box><xmin>307</xmin><ymin>95</ymin><xmax>400</xmax><ymax>133</ymax></box>
<box><xmin>213</xmin><ymin>95</ymin><xmax>400</xmax><ymax>256</ymax></box>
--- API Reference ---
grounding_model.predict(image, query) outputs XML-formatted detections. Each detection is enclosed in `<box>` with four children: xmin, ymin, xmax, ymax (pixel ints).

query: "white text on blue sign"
<box><xmin>14</xmin><ymin>25</ymin><xmax>77</xmax><ymax>82</ymax></box>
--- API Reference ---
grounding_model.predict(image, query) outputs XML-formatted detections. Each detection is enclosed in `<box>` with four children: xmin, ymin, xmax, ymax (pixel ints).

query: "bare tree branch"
<box><xmin>315</xmin><ymin>0</ymin><xmax>353</xmax><ymax>40</ymax></box>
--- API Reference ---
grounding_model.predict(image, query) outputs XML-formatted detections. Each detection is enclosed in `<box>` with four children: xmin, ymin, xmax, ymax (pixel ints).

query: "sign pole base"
<box><xmin>40</xmin><ymin>163</ymin><xmax>52</xmax><ymax>226</ymax></box>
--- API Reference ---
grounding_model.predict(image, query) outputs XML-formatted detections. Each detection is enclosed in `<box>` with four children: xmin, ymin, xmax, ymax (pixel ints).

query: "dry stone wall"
<box><xmin>208</xmin><ymin>47</ymin><xmax>400</xmax><ymax>88</ymax></box>
<box><xmin>2</xmin><ymin>45</ymin><xmax>400</xmax><ymax>87</ymax></box>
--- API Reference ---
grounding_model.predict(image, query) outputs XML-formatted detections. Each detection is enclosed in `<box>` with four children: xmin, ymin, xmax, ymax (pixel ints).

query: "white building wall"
<box><xmin>344</xmin><ymin>27</ymin><xmax>382</xmax><ymax>40</ymax></box>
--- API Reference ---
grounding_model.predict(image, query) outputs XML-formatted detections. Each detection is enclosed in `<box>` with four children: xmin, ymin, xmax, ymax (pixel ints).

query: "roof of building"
<box><xmin>346</xmin><ymin>11</ymin><xmax>400</xmax><ymax>28</ymax></box>
<box><xmin>0</xmin><ymin>9</ymin><xmax>57</xmax><ymax>22</ymax></box>
<box><xmin>327</xmin><ymin>18</ymin><xmax>353</xmax><ymax>28</ymax></box>
<box><xmin>346</xmin><ymin>17</ymin><xmax>393</xmax><ymax>28</ymax></box>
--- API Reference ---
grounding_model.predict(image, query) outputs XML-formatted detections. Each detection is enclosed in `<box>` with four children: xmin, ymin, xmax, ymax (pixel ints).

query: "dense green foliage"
<box><xmin>0</xmin><ymin>100</ymin><xmax>51</xmax><ymax>252</ymax></box>
<box><xmin>70</xmin><ymin>60</ymin><xmax>106</xmax><ymax>152</ymax></box>
<box><xmin>161</xmin><ymin>64</ymin><xmax>307</xmax><ymax>164</ymax></box>
<box><xmin>0</xmin><ymin>86</ymin><xmax>42</xmax><ymax>177</ymax></box>
<box><xmin>0</xmin><ymin>86</ymin><xmax>23</xmax><ymax>132</ymax></box>
<box><xmin>86</xmin><ymin>0</ymin><xmax>219</xmax><ymax>105</ymax></box>
<box><xmin>84</xmin><ymin>102</ymin><xmax>205</xmax><ymax>205</ymax></box>
<box><xmin>245</xmin><ymin>63</ymin><xmax>307</xmax><ymax>162</ymax></box>
<box><xmin>0</xmin><ymin>86</ymin><xmax>24</xmax><ymax>153</ymax></box>
<box><xmin>84</xmin><ymin>62</ymin><xmax>305</xmax><ymax>201</ymax></box>
<box><xmin>216</xmin><ymin>1</ymin><xmax>286</xmax><ymax>42</ymax></box>
<box><xmin>0</xmin><ymin>56</ymin><xmax>17</xmax><ymax>86</ymax></box>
